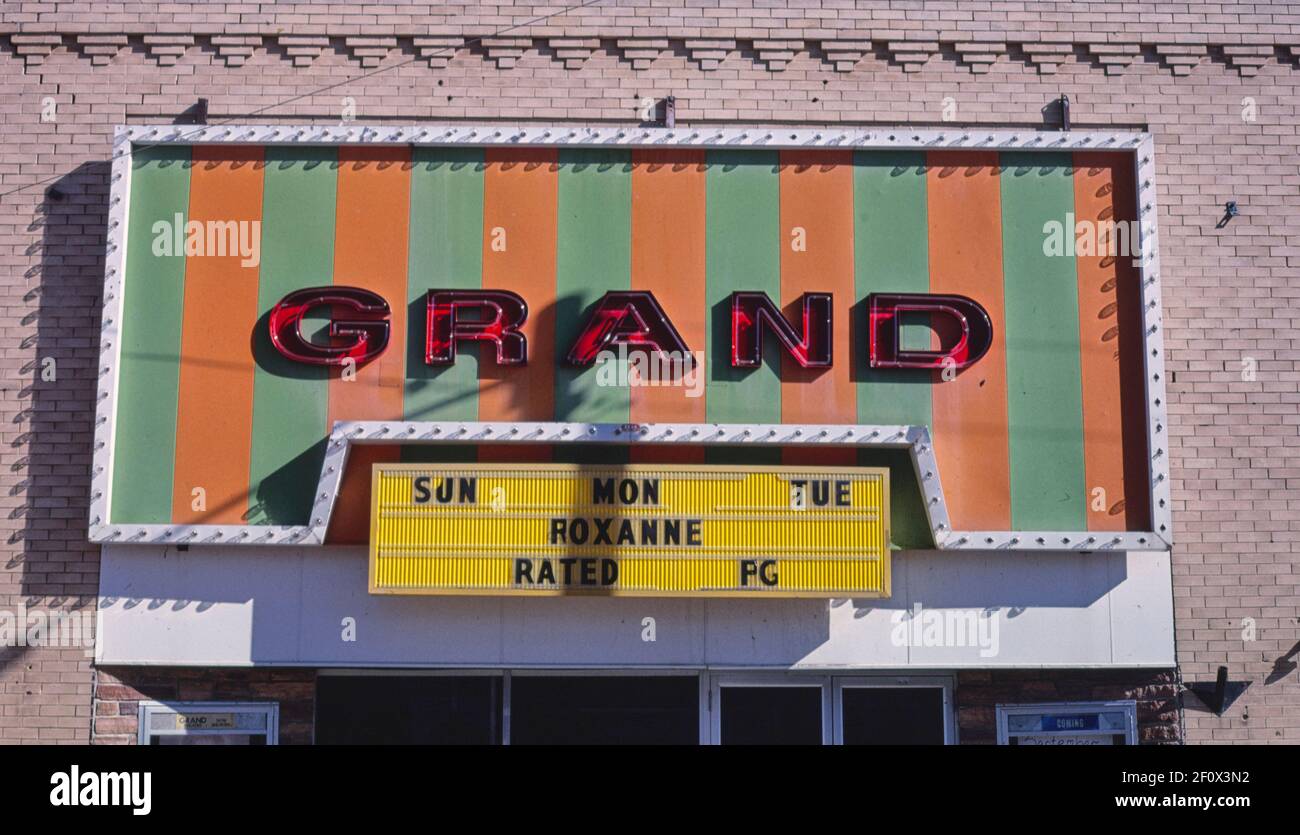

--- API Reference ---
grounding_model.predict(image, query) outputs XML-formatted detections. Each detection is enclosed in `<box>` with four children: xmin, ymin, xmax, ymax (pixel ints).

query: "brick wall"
<box><xmin>1</xmin><ymin>2</ymin><xmax>1297</xmax><ymax>744</ymax></box>
<box><xmin>93</xmin><ymin>667</ymin><xmax>315</xmax><ymax>744</ymax></box>
<box><xmin>956</xmin><ymin>669</ymin><xmax>1182</xmax><ymax>744</ymax></box>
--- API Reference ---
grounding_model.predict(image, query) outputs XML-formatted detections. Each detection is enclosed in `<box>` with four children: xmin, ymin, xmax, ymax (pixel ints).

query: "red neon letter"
<box><xmin>426</xmin><ymin>289</ymin><xmax>528</xmax><ymax>366</ymax></box>
<box><xmin>730</xmin><ymin>291</ymin><xmax>832</xmax><ymax>368</ymax></box>
<box><xmin>868</xmin><ymin>292</ymin><xmax>993</xmax><ymax>370</ymax></box>
<box><xmin>269</xmin><ymin>286</ymin><xmax>390</xmax><ymax>366</ymax></box>
<box><xmin>566</xmin><ymin>291</ymin><xmax>691</xmax><ymax>366</ymax></box>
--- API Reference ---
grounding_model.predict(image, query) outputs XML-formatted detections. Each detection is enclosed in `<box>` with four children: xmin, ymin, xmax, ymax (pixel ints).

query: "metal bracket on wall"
<box><xmin>1183</xmin><ymin>666</ymin><xmax>1250</xmax><ymax>715</ymax></box>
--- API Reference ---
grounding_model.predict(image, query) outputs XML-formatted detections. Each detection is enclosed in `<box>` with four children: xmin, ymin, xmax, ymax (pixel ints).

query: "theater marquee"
<box><xmin>370</xmin><ymin>464</ymin><xmax>889</xmax><ymax>597</ymax></box>
<box><xmin>91</xmin><ymin>124</ymin><xmax>1172</xmax><ymax>559</ymax></box>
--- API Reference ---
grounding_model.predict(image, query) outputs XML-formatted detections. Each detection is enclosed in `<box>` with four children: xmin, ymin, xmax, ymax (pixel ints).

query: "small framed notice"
<box><xmin>137</xmin><ymin>702</ymin><xmax>278</xmax><ymax>745</ymax></box>
<box><xmin>996</xmin><ymin>701</ymin><xmax>1138</xmax><ymax>745</ymax></box>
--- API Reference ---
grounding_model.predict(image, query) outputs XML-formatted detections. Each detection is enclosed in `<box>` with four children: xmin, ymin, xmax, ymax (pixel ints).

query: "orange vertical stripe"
<box><xmin>1075</xmin><ymin>155</ymin><xmax>1128</xmax><ymax>531</ymax></box>
<box><xmin>1075</xmin><ymin>151</ymin><xmax>1150</xmax><ymax>531</ymax></box>
<box><xmin>330</xmin><ymin>146</ymin><xmax>411</xmax><ymax>424</ymax></box>
<box><xmin>780</xmin><ymin>151</ymin><xmax>856</xmax><ymax>465</ymax></box>
<box><xmin>926</xmin><ymin>152</ymin><xmax>1011</xmax><ymax>530</ymax></box>
<box><xmin>171</xmin><ymin>146</ymin><xmax>264</xmax><ymax>524</ymax></box>
<box><xmin>324</xmin><ymin>147</ymin><xmax>411</xmax><ymax>542</ymax></box>
<box><xmin>479</xmin><ymin>149</ymin><xmax>558</xmax><ymax>462</ymax></box>
<box><xmin>629</xmin><ymin>149</ymin><xmax>707</xmax><ymax>464</ymax></box>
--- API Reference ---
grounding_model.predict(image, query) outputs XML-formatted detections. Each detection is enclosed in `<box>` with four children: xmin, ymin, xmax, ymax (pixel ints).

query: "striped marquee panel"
<box><xmin>104</xmin><ymin>135</ymin><xmax>1155</xmax><ymax>548</ymax></box>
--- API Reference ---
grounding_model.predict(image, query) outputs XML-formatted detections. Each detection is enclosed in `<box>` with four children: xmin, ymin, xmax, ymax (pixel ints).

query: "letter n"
<box><xmin>730</xmin><ymin>291</ymin><xmax>832</xmax><ymax>368</ymax></box>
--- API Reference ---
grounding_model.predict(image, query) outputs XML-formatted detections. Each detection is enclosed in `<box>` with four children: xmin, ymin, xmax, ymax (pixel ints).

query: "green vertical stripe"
<box><xmin>858</xmin><ymin>449</ymin><xmax>934</xmax><ymax>549</ymax></box>
<box><xmin>246</xmin><ymin>147</ymin><xmax>335</xmax><ymax>525</ymax></box>
<box><xmin>553</xmin><ymin>149</ymin><xmax>631</xmax><ymax>459</ymax></box>
<box><xmin>704</xmin><ymin>150</ymin><xmax>781</xmax><ymax>464</ymax></box>
<box><xmin>404</xmin><ymin>147</ymin><xmax>484</xmax><ymax>463</ymax></box>
<box><xmin>1000</xmin><ymin>152</ymin><xmax>1086</xmax><ymax>530</ymax></box>
<box><xmin>852</xmin><ymin>151</ymin><xmax>934</xmax><ymax>548</ymax></box>
<box><xmin>111</xmin><ymin>146</ymin><xmax>191</xmax><ymax>523</ymax></box>
<box><xmin>853</xmin><ymin>151</ymin><xmax>933</xmax><ymax>426</ymax></box>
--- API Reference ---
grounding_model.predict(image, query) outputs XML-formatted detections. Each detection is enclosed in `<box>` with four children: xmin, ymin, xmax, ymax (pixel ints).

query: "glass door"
<box><xmin>710</xmin><ymin>676</ymin><xmax>833</xmax><ymax>745</ymax></box>
<box><xmin>707</xmin><ymin>674</ymin><xmax>954</xmax><ymax>745</ymax></box>
<box><xmin>508</xmin><ymin>674</ymin><xmax>699</xmax><ymax>744</ymax></box>
<box><xmin>832</xmin><ymin>677</ymin><xmax>954</xmax><ymax>744</ymax></box>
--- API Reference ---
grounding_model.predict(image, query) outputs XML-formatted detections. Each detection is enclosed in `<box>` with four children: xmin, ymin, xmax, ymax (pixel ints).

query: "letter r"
<box><xmin>426</xmin><ymin>289</ymin><xmax>528</xmax><ymax>365</ymax></box>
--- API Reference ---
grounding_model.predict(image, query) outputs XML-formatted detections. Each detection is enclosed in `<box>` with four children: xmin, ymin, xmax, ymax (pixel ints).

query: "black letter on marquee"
<box><xmin>593</xmin><ymin>518</ymin><xmax>614</xmax><ymax>546</ymax></box>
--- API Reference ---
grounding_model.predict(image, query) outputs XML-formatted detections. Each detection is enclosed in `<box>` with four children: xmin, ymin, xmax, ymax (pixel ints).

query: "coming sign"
<box><xmin>369</xmin><ymin>464</ymin><xmax>889</xmax><ymax>597</ymax></box>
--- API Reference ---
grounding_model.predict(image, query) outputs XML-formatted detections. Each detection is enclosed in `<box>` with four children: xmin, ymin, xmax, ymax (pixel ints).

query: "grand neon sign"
<box><xmin>268</xmin><ymin>287</ymin><xmax>993</xmax><ymax>372</ymax></box>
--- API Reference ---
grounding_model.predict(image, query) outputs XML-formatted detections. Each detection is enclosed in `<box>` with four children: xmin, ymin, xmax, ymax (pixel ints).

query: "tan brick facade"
<box><xmin>1</xmin><ymin>1</ymin><xmax>1297</xmax><ymax>744</ymax></box>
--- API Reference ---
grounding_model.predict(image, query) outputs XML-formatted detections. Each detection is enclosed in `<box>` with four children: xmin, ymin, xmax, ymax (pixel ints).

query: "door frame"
<box><xmin>314</xmin><ymin>668</ymin><xmax>956</xmax><ymax>745</ymax></box>
<box><xmin>832</xmin><ymin>675</ymin><xmax>956</xmax><ymax>744</ymax></box>
<box><xmin>705</xmin><ymin>672</ymin><xmax>956</xmax><ymax>745</ymax></box>
<box><xmin>706</xmin><ymin>673</ymin><xmax>835</xmax><ymax>745</ymax></box>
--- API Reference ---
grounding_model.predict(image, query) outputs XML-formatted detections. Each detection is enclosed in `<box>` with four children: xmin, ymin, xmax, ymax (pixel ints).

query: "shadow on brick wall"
<box><xmin>1</xmin><ymin>161</ymin><xmax>107</xmax><ymax>677</ymax></box>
